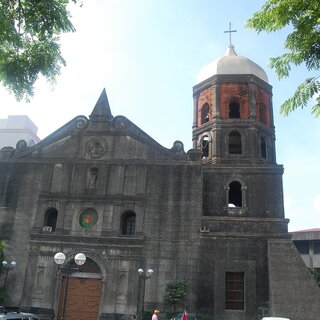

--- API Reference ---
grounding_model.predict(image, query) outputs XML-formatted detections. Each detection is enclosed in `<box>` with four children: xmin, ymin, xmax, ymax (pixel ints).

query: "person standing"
<box><xmin>152</xmin><ymin>310</ymin><xmax>160</xmax><ymax>320</ymax></box>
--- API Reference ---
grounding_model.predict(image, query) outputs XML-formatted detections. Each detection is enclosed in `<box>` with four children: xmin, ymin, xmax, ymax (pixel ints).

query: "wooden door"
<box><xmin>57</xmin><ymin>277</ymin><xmax>102</xmax><ymax>320</ymax></box>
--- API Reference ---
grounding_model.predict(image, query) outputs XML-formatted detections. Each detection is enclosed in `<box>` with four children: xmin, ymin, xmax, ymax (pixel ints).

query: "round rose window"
<box><xmin>79</xmin><ymin>208</ymin><xmax>98</xmax><ymax>229</ymax></box>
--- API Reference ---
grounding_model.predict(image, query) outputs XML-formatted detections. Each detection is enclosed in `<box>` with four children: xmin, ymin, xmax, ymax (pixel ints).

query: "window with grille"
<box><xmin>313</xmin><ymin>241</ymin><xmax>320</xmax><ymax>254</ymax></box>
<box><xmin>121</xmin><ymin>211</ymin><xmax>136</xmax><ymax>235</ymax></box>
<box><xmin>225</xmin><ymin>272</ymin><xmax>245</xmax><ymax>310</ymax></box>
<box><xmin>294</xmin><ymin>241</ymin><xmax>309</xmax><ymax>254</ymax></box>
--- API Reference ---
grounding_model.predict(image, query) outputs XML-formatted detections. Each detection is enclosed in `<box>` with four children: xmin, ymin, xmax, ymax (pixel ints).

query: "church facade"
<box><xmin>0</xmin><ymin>45</ymin><xmax>320</xmax><ymax>320</ymax></box>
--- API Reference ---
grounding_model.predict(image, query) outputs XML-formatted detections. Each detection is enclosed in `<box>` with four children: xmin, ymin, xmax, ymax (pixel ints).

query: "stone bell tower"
<box><xmin>193</xmin><ymin>42</ymin><xmax>283</xmax><ymax>217</ymax></box>
<box><xmin>192</xmin><ymin>35</ymin><xmax>320</xmax><ymax>320</ymax></box>
<box><xmin>193</xmin><ymin>40</ymin><xmax>288</xmax><ymax>319</ymax></box>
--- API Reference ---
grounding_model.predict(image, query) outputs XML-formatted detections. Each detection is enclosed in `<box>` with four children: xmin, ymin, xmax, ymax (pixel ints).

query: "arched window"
<box><xmin>79</xmin><ymin>257</ymin><xmax>101</xmax><ymax>274</ymax></box>
<box><xmin>228</xmin><ymin>181</ymin><xmax>242</xmax><ymax>207</ymax></box>
<box><xmin>43</xmin><ymin>208</ymin><xmax>58</xmax><ymax>231</ymax></box>
<box><xmin>87</xmin><ymin>167</ymin><xmax>99</xmax><ymax>189</ymax></box>
<box><xmin>259</xmin><ymin>103</ymin><xmax>267</xmax><ymax>125</ymax></box>
<box><xmin>121</xmin><ymin>211</ymin><xmax>136</xmax><ymax>235</ymax></box>
<box><xmin>229</xmin><ymin>131</ymin><xmax>242</xmax><ymax>154</ymax></box>
<box><xmin>229</xmin><ymin>100</ymin><xmax>240</xmax><ymax>118</ymax></box>
<box><xmin>201</xmin><ymin>103</ymin><xmax>210</xmax><ymax>124</ymax></box>
<box><xmin>201</xmin><ymin>135</ymin><xmax>210</xmax><ymax>158</ymax></box>
<box><xmin>64</xmin><ymin>257</ymin><xmax>101</xmax><ymax>274</ymax></box>
<box><xmin>260</xmin><ymin>136</ymin><xmax>267</xmax><ymax>159</ymax></box>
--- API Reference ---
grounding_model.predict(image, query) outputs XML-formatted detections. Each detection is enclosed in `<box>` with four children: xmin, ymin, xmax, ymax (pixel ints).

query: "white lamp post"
<box><xmin>53</xmin><ymin>252</ymin><xmax>86</xmax><ymax>320</ymax></box>
<box><xmin>1</xmin><ymin>260</ymin><xmax>16</xmax><ymax>290</ymax></box>
<box><xmin>137</xmin><ymin>268</ymin><xmax>154</xmax><ymax>320</ymax></box>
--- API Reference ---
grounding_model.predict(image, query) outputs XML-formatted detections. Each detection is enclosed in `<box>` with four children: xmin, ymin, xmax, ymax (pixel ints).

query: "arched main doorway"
<box><xmin>57</xmin><ymin>257</ymin><xmax>102</xmax><ymax>320</ymax></box>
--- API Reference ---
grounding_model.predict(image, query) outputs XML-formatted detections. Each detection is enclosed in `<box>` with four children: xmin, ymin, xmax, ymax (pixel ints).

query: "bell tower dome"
<box><xmin>193</xmin><ymin>44</ymin><xmax>276</xmax><ymax>165</ymax></box>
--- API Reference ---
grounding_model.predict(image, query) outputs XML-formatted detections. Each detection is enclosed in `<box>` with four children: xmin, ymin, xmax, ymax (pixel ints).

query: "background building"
<box><xmin>0</xmin><ymin>115</ymin><xmax>40</xmax><ymax>149</ymax></box>
<box><xmin>0</xmin><ymin>45</ymin><xmax>320</xmax><ymax>320</ymax></box>
<box><xmin>291</xmin><ymin>229</ymin><xmax>320</xmax><ymax>272</ymax></box>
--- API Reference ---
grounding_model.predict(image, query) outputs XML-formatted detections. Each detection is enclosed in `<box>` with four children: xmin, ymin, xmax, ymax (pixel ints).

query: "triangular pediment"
<box><xmin>2</xmin><ymin>89</ymin><xmax>199</xmax><ymax>162</ymax></box>
<box><xmin>7</xmin><ymin>116</ymin><xmax>199</xmax><ymax>162</ymax></box>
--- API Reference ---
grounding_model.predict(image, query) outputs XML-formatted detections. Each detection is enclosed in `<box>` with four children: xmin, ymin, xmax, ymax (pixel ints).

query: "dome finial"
<box><xmin>225</xmin><ymin>44</ymin><xmax>238</xmax><ymax>56</ymax></box>
<box><xmin>224</xmin><ymin>22</ymin><xmax>237</xmax><ymax>46</ymax></box>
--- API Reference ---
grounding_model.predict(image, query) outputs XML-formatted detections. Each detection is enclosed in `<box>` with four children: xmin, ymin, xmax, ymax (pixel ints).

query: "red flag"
<box><xmin>181</xmin><ymin>310</ymin><xmax>188</xmax><ymax>320</ymax></box>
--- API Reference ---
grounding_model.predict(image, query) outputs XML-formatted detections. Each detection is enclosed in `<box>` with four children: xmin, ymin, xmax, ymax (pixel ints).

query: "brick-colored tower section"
<box><xmin>220</xmin><ymin>83</ymin><xmax>250</xmax><ymax>119</ymax></box>
<box><xmin>197</xmin><ymin>87</ymin><xmax>214</xmax><ymax>126</ymax></box>
<box><xmin>193</xmin><ymin>72</ymin><xmax>275</xmax><ymax>164</ymax></box>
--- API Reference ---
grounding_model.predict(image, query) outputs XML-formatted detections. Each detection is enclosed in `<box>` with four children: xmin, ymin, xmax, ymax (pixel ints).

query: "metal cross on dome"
<box><xmin>224</xmin><ymin>22</ymin><xmax>237</xmax><ymax>46</ymax></box>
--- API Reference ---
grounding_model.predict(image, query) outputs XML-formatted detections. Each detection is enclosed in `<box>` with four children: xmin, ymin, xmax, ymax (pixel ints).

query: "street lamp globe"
<box><xmin>147</xmin><ymin>269</ymin><xmax>154</xmax><ymax>276</ymax></box>
<box><xmin>54</xmin><ymin>252</ymin><xmax>66</xmax><ymax>265</ymax></box>
<box><xmin>74</xmin><ymin>253</ymin><xmax>86</xmax><ymax>266</ymax></box>
<box><xmin>138</xmin><ymin>268</ymin><xmax>144</xmax><ymax>275</ymax></box>
<box><xmin>2</xmin><ymin>260</ymin><xmax>16</xmax><ymax>269</ymax></box>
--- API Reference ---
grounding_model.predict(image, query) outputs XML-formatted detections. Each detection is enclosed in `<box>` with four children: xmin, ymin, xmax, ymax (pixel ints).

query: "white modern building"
<box><xmin>0</xmin><ymin>115</ymin><xmax>40</xmax><ymax>149</ymax></box>
<box><xmin>291</xmin><ymin>228</ymin><xmax>320</xmax><ymax>271</ymax></box>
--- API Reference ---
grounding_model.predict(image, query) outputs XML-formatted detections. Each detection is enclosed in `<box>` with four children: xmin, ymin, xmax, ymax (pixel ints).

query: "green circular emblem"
<box><xmin>79</xmin><ymin>208</ymin><xmax>98</xmax><ymax>229</ymax></box>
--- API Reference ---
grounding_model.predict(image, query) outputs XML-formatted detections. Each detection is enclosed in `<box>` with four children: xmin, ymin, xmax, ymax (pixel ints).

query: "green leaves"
<box><xmin>0</xmin><ymin>38</ymin><xmax>65</xmax><ymax>100</ymax></box>
<box><xmin>280</xmin><ymin>77</ymin><xmax>320</xmax><ymax>116</ymax></box>
<box><xmin>309</xmin><ymin>268</ymin><xmax>320</xmax><ymax>287</ymax></box>
<box><xmin>0</xmin><ymin>240</ymin><xmax>5</xmax><ymax>276</ymax></box>
<box><xmin>163</xmin><ymin>280</ymin><xmax>187</xmax><ymax>311</ymax></box>
<box><xmin>247</xmin><ymin>0</ymin><xmax>320</xmax><ymax>117</ymax></box>
<box><xmin>0</xmin><ymin>0</ymin><xmax>78</xmax><ymax>101</ymax></box>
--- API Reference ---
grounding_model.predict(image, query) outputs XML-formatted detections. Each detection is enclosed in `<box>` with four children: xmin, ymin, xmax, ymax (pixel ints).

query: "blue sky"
<box><xmin>0</xmin><ymin>0</ymin><xmax>319</xmax><ymax>231</ymax></box>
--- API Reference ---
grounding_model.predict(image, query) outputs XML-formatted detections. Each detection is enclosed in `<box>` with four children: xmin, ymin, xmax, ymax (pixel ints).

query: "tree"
<box><xmin>0</xmin><ymin>0</ymin><xmax>80</xmax><ymax>101</ymax></box>
<box><xmin>0</xmin><ymin>240</ymin><xmax>4</xmax><ymax>272</ymax></box>
<box><xmin>309</xmin><ymin>268</ymin><xmax>320</xmax><ymax>287</ymax></box>
<box><xmin>246</xmin><ymin>0</ymin><xmax>320</xmax><ymax>117</ymax></box>
<box><xmin>163</xmin><ymin>280</ymin><xmax>187</xmax><ymax>312</ymax></box>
